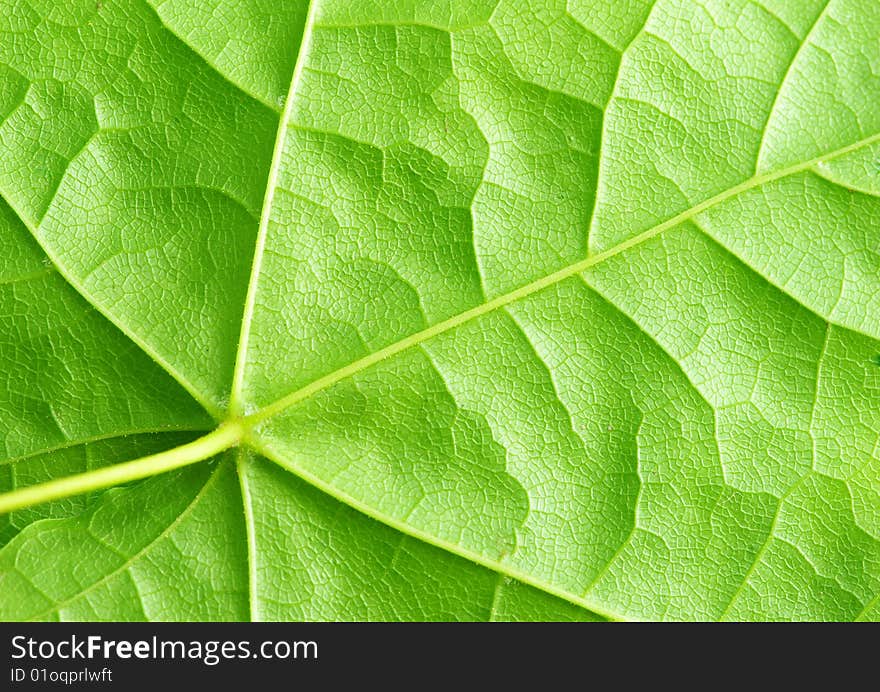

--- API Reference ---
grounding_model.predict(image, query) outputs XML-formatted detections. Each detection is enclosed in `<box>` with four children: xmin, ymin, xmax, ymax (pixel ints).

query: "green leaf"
<box><xmin>0</xmin><ymin>0</ymin><xmax>878</xmax><ymax>621</ymax></box>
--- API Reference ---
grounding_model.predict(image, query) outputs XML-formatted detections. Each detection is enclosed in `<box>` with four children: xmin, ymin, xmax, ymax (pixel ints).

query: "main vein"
<box><xmin>245</xmin><ymin>130</ymin><xmax>880</xmax><ymax>426</ymax></box>
<box><xmin>1</xmin><ymin>131</ymin><xmax>878</xmax><ymax>516</ymax></box>
<box><xmin>228</xmin><ymin>0</ymin><xmax>319</xmax><ymax>416</ymax></box>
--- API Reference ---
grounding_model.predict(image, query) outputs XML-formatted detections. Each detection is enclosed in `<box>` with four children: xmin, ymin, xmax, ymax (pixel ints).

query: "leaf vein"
<box><xmin>23</xmin><ymin>464</ymin><xmax>223</xmax><ymax>622</ymax></box>
<box><xmin>228</xmin><ymin>0</ymin><xmax>320</xmax><ymax>417</ymax></box>
<box><xmin>250</xmin><ymin>437</ymin><xmax>631</xmax><ymax>622</ymax></box>
<box><xmin>755</xmin><ymin>0</ymin><xmax>832</xmax><ymax>173</ymax></box>
<box><xmin>247</xmin><ymin>130</ymin><xmax>880</xmax><ymax>428</ymax></box>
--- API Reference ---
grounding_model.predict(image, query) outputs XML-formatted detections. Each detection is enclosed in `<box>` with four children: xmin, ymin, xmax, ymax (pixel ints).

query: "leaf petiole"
<box><xmin>0</xmin><ymin>422</ymin><xmax>244</xmax><ymax>515</ymax></box>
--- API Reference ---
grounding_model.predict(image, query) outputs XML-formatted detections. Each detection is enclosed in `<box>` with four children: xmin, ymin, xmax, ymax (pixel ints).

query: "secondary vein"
<box><xmin>250</xmin><ymin>438</ymin><xmax>629</xmax><ymax>623</ymax></box>
<box><xmin>0</xmin><ymin>192</ymin><xmax>224</xmax><ymax>421</ymax></box>
<box><xmin>228</xmin><ymin>0</ymin><xmax>320</xmax><ymax>417</ymax></box>
<box><xmin>22</xmin><ymin>463</ymin><xmax>226</xmax><ymax>622</ymax></box>
<box><xmin>236</xmin><ymin>449</ymin><xmax>261</xmax><ymax>622</ymax></box>
<box><xmin>754</xmin><ymin>0</ymin><xmax>831</xmax><ymax>174</ymax></box>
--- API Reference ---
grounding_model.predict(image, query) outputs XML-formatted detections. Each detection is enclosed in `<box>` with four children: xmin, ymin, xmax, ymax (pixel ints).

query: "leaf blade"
<box><xmin>1</xmin><ymin>0</ymin><xmax>878</xmax><ymax>622</ymax></box>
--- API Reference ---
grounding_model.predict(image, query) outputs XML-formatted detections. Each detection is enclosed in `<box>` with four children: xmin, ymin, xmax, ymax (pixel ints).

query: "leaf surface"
<box><xmin>0</xmin><ymin>0</ymin><xmax>878</xmax><ymax>621</ymax></box>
